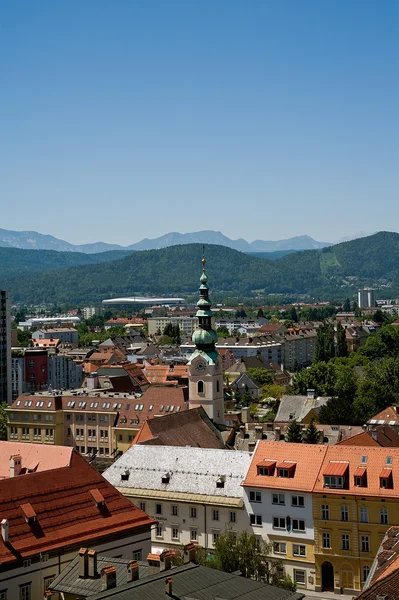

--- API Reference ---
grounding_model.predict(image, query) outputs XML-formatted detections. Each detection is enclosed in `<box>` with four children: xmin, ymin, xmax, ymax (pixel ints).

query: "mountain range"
<box><xmin>3</xmin><ymin>231</ymin><xmax>399</xmax><ymax>305</ymax></box>
<box><xmin>0</xmin><ymin>228</ymin><xmax>331</xmax><ymax>254</ymax></box>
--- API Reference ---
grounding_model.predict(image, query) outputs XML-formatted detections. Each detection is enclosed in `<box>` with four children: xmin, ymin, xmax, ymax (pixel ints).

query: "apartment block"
<box><xmin>148</xmin><ymin>315</ymin><xmax>199</xmax><ymax>337</ymax></box>
<box><xmin>0</xmin><ymin>290</ymin><xmax>12</xmax><ymax>404</ymax></box>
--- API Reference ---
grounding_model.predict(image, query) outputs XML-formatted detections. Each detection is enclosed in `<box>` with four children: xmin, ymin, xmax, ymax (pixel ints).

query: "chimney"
<box><xmin>241</xmin><ymin>407</ymin><xmax>250</xmax><ymax>423</ymax></box>
<box><xmin>248</xmin><ymin>441</ymin><xmax>256</xmax><ymax>453</ymax></box>
<box><xmin>183</xmin><ymin>543</ymin><xmax>197</xmax><ymax>564</ymax></box>
<box><xmin>147</xmin><ymin>553</ymin><xmax>161</xmax><ymax>576</ymax></box>
<box><xmin>165</xmin><ymin>576</ymin><xmax>173</xmax><ymax>596</ymax></box>
<box><xmin>371</xmin><ymin>427</ymin><xmax>378</xmax><ymax>442</ymax></box>
<box><xmin>79</xmin><ymin>548</ymin><xmax>89</xmax><ymax>579</ymax></box>
<box><xmin>101</xmin><ymin>566</ymin><xmax>117</xmax><ymax>591</ymax></box>
<box><xmin>127</xmin><ymin>560</ymin><xmax>139</xmax><ymax>582</ymax></box>
<box><xmin>1</xmin><ymin>519</ymin><xmax>9</xmax><ymax>544</ymax></box>
<box><xmin>307</xmin><ymin>389</ymin><xmax>315</xmax><ymax>399</ymax></box>
<box><xmin>9</xmin><ymin>454</ymin><xmax>22</xmax><ymax>478</ymax></box>
<box><xmin>274</xmin><ymin>426</ymin><xmax>281</xmax><ymax>441</ymax></box>
<box><xmin>160</xmin><ymin>550</ymin><xmax>174</xmax><ymax>572</ymax></box>
<box><xmin>88</xmin><ymin>549</ymin><xmax>98</xmax><ymax>578</ymax></box>
<box><xmin>255</xmin><ymin>425</ymin><xmax>263</xmax><ymax>440</ymax></box>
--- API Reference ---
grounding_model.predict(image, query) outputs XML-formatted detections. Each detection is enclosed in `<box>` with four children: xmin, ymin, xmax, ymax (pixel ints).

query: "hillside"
<box><xmin>4</xmin><ymin>232</ymin><xmax>399</xmax><ymax>304</ymax></box>
<box><xmin>0</xmin><ymin>247</ymin><xmax>133</xmax><ymax>279</ymax></box>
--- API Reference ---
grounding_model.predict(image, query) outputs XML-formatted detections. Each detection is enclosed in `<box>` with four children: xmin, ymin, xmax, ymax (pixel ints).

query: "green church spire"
<box><xmin>192</xmin><ymin>248</ymin><xmax>217</xmax><ymax>349</ymax></box>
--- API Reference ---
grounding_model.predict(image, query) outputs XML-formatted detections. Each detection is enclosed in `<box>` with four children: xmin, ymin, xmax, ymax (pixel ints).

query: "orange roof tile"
<box><xmin>323</xmin><ymin>461</ymin><xmax>349</xmax><ymax>476</ymax></box>
<box><xmin>354</xmin><ymin>466</ymin><xmax>367</xmax><ymax>477</ymax></box>
<box><xmin>0</xmin><ymin>442</ymin><xmax>73</xmax><ymax>479</ymax></box>
<box><xmin>0</xmin><ymin>450</ymin><xmax>155</xmax><ymax>564</ymax></box>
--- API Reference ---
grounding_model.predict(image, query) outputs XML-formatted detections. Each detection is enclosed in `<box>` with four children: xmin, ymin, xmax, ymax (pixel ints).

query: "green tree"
<box><xmin>212</xmin><ymin>531</ymin><xmax>296</xmax><ymax>590</ymax></box>
<box><xmin>336</xmin><ymin>322</ymin><xmax>349</xmax><ymax>357</ymax></box>
<box><xmin>318</xmin><ymin>395</ymin><xmax>355</xmax><ymax>425</ymax></box>
<box><xmin>286</xmin><ymin>419</ymin><xmax>303</xmax><ymax>443</ymax></box>
<box><xmin>261</xmin><ymin>384</ymin><xmax>284</xmax><ymax>400</ymax></box>
<box><xmin>257</xmin><ymin>308</ymin><xmax>265</xmax><ymax>318</ymax></box>
<box><xmin>0</xmin><ymin>402</ymin><xmax>8</xmax><ymax>440</ymax></box>
<box><xmin>217</xmin><ymin>325</ymin><xmax>230</xmax><ymax>338</ymax></box>
<box><xmin>353</xmin><ymin>357</ymin><xmax>399</xmax><ymax>423</ymax></box>
<box><xmin>314</xmin><ymin>323</ymin><xmax>335</xmax><ymax>362</ymax></box>
<box><xmin>343</xmin><ymin>297</ymin><xmax>351</xmax><ymax>312</ymax></box>
<box><xmin>247</xmin><ymin>368</ymin><xmax>273</xmax><ymax>387</ymax></box>
<box><xmin>289</xmin><ymin>306</ymin><xmax>299</xmax><ymax>323</ymax></box>
<box><xmin>302</xmin><ymin>418</ymin><xmax>321</xmax><ymax>444</ymax></box>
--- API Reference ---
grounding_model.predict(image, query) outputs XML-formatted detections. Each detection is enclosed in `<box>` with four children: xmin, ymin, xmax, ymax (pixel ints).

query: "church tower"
<box><xmin>188</xmin><ymin>251</ymin><xmax>224</xmax><ymax>425</ymax></box>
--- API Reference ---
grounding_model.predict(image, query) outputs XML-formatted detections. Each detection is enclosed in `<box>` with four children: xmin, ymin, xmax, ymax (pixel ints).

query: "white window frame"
<box><xmin>291</xmin><ymin>495</ymin><xmax>304</xmax><ymax>507</ymax></box>
<box><xmin>294</xmin><ymin>569</ymin><xmax>306</xmax><ymax>585</ymax></box>
<box><xmin>293</xmin><ymin>544</ymin><xmax>306</xmax><ymax>557</ymax></box>
<box><xmin>272</xmin><ymin>493</ymin><xmax>285</xmax><ymax>505</ymax></box>
<box><xmin>273</xmin><ymin>541</ymin><xmax>287</xmax><ymax>554</ymax></box>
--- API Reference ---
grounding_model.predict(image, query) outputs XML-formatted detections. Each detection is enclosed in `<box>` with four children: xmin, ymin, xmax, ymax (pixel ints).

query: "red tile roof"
<box><xmin>0</xmin><ymin>442</ymin><xmax>73</xmax><ymax>479</ymax></box>
<box><xmin>0</xmin><ymin>450</ymin><xmax>154</xmax><ymax>564</ymax></box>
<box><xmin>338</xmin><ymin>426</ymin><xmax>399</xmax><ymax>447</ymax></box>
<box><xmin>323</xmin><ymin>461</ymin><xmax>349</xmax><ymax>476</ymax></box>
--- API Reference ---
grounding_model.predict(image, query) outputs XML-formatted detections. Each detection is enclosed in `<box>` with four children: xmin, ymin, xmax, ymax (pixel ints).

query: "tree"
<box><xmin>286</xmin><ymin>419</ymin><xmax>303</xmax><ymax>443</ymax></box>
<box><xmin>336</xmin><ymin>322</ymin><xmax>348</xmax><ymax>357</ymax></box>
<box><xmin>261</xmin><ymin>384</ymin><xmax>283</xmax><ymax>401</ymax></box>
<box><xmin>212</xmin><ymin>531</ymin><xmax>296</xmax><ymax>590</ymax></box>
<box><xmin>247</xmin><ymin>368</ymin><xmax>273</xmax><ymax>387</ymax></box>
<box><xmin>343</xmin><ymin>297</ymin><xmax>351</xmax><ymax>312</ymax></box>
<box><xmin>0</xmin><ymin>402</ymin><xmax>7</xmax><ymax>440</ymax></box>
<box><xmin>257</xmin><ymin>308</ymin><xmax>265</xmax><ymax>319</ymax></box>
<box><xmin>314</xmin><ymin>324</ymin><xmax>335</xmax><ymax>362</ymax></box>
<box><xmin>289</xmin><ymin>306</ymin><xmax>299</xmax><ymax>323</ymax></box>
<box><xmin>302</xmin><ymin>418</ymin><xmax>321</xmax><ymax>444</ymax></box>
<box><xmin>217</xmin><ymin>325</ymin><xmax>230</xmax><ymax>338</ymax></box>
<box><xmin>318</xmin><ymin>395</ymin><xmax>355</xmax><ymax>425</ymax></box>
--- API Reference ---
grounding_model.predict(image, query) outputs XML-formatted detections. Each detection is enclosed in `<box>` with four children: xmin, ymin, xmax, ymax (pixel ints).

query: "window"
<box><xmin>380</xmin><ymin>508</ymin><xmax>389</xmax><ymax>525</ymax></box>
<box><xmin>272</xmin><ymin>493</ymin><xmax>285</xmax><ymax>505</ymax></box>
<box><xmin>361</xmin><ymin>536</ymin><xmax>370</xmax><ymax>552</ymax></box>
<box><xmin>132</xmin><ymin>550</ymin><xmax>142</xmax><ymax>561</ymax></box>
<box><xmin>342</xmin><ymin>534</ymin><xmax>350</xmax><ymax>551</ymax></box>
<box><xmin>212</xmin><ymin>510</ymin><xmax>219</xmax><ymax>521</ymax></box>
<box><xmin>322</xmin><ymin>533</ymin><xmax>331</xmax><ymax>548</ymax></box>
<box><xmin>278</xmin><ymin>468</ymin><xmax>289</xmax><ymax>478</ymax></box>
<box><xmin>321</xmin><ymin>504</ymin><xmax>330</xmax><ymax>520</ymax></box>
<box><xmin>23</xmin><ymin>559</ymin><xmax>31</xmax><ymax>568</ymax></box>
<box><xmin>20</xmin><ymin>584</ymin><xmax>31</xmax><ymax>600</ymax></box>
<box><xmin>155</xmin><ymin>503</ymin><xmax>162</xmax><ymax>515</ymax></box>
<box><xmin>258</xmin><ymin>467</ymin><xmax>271</xmax><ymax>476</ymax></box>
<box><xmin>274</xmin><ymin>542</ymin><xmax>287</xmax><ymax>554</ymax></box>
<box><xmin>190</xmin><ymin>507</ymin><xmax>197</xmax><ymax>518</ymax></box>
<box><xmin>171</xmin><ymin>505</ymin><xmax>178</xmax><ymax>517</ymax></box>
<box><xmin>172</xmin><ymin>527</ymin><xmax>179</xmax><ymax>540</ymax></box>
<box><xmin>294</xmin><ymin>570</ymin><xmax>306</xmax><ymax>585</ymax></box>
<box><xmin>155</xmin><ymin>524</ymin><xmax>163</xmax><ymax>538</ymax></box>
<box><xmin>216</xmin><ymin>380</ymin><xmax>220</xmax><ymax>393</ymax></box>
<box><xmin>360</xmin><ymin>507</ymin><xmax>369</xmax><ymax>523</ymax></box>
<box><xmin>250</xmin><ymin>514</ymin><xmax>262</xmax><ymax>526</ymax></box>
<box><xmin>291</xmin><ymin>495</ymin><xmax>304</xmax><ymax>507</ymax></box>
<box><xmin>362</xmin><ymin>565</ymin><xmax>370</xmax><ymax>582</ymax></box>
<box><xmin>229</xmin><ymin>511</ymin><xmax>236</xmax><ymax>523</ymax></box>
<box><xmin>293</xmin><ymin>544</ymin><xmax>306</xmax><ymax>557</ymax></box>
<box><xmin>212</xmin><ymin>531</ymin><xmax>220</xmax><ymax>545</ymax></box>
<box><xmin>190</xmin><ymin>528</ymin><xmax>197</xmax><ymax>541</ymax></box>
<box><xmin>0</xmin><ymin>590</ymin><xmax>7</xmax><ymax>599</ymax></box>
<box><xmin>324</xmin><ymin>475</ymin><xmax>344</xmax><ymax>488</ymax></box>
<box><xmin>341</xmin><ymin>505</ymin><xmax>349</xmax><ymax>522</ymax></box>
<box><xmin>43</xmin><ymin>576</ymin><xmax>55</xmax><ymax>595</ymax></box>
<box><xmin>249</xmin><ymin>491</ymin><xmax>261</xmax><ymax>503</ymax></box>
<box><xmin>292</xmin><ymin>519</ymin><xmax>305</xmax><ymax>532</ymax></box>
<box><xmin>198</xmin><ymin>381</ymin><xmax>204</xmax><ymax>394</ymax></box>
<box><xmin>140</xmin><ymin>502</ymin><xmax>146</xmax><ymax>512</ymax></box>
<box><xmin>273</xmin><ymin>517</ymin><xmax>286</xmax><ymax>529</ymax></box>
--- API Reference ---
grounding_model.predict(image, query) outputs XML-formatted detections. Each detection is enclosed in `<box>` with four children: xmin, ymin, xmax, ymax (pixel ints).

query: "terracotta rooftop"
<box><xmin>0</xmin><ymin>442</ymin><xmax>73</xmax><ymax>479</ymax></box>
<box><xmin>356</xmin><ymin>527</ymin><xmax>399</xmax><ymax>599</ymax></box>
<box><xmin>338</xmin><ymin>425</ymin><xmax>399</xmax><ymax>448</ymax></box>
<box><xmin>368</xmin><ymin>406</ymin><xmax>399</xmax><ymax>425</ymax></box>
<box><xmin>132</xmin><ymin>406</ymin><xmax>226</xmax><ymax>448</ymax></box>
<box><xmin>0</xmin><ymin>450</ymin><xmax>154</xmax><ymax>564</ymax></box>
<box><xmin>144</xmin><ymin>364</ymin><xmax>188</xmax><ymax>385</ymax></box>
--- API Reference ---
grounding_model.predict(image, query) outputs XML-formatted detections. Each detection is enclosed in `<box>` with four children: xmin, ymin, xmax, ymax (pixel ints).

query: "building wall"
<box><xmin>0</xmin><ymin>527</ymin><xmax>151</xmax><ymax>600</ymax></box>
<box><xmin>243</xmin><ymin>487</ymin><xmax>316</xmax><ymax>591</ymax></box>
<box><xmin>48</xmin><ymin>355</ymin><xmax>83</xmax><ymax>390</ymax></box>
<box><xmin>312</xmin><ymin>493</ymin><xmax>396</xmax><ymax>593</ymax></box>
<box><xmin>125</xmin><ymin>495</ymin><xmax>248</xmax><ymax>554</ymax></box>
<box><xmin>63</xmin><ymin>409</ymin><xmax>115</xmax><ymax>456</ymax></box>
<box><xmin>11</xmin><ymin>356</ymin><xmax>25</xmax><ymax>402</ymax></box>
<box><xmin>24</xmin><ymin>350</ymin><xmax>48</xmax><ymax>391</ymax></box>
<box><xmin>148</xmin><ymin>316</ymin><xmax>199</xmax><ymax>337</ymax></box>
<box><xmin>0</xmin><ymin>290</ymin><xmax>12</xmax><ymax>404</ymax></box>
<box><xmin>8</xmin><ymin>408</ymin><xmax>64</xmax><ymax>445</ymax></box>
<box><xmin>283</xmin><ymin>335</ymin><xmax>316</xmax><ymax>370</ymax></box>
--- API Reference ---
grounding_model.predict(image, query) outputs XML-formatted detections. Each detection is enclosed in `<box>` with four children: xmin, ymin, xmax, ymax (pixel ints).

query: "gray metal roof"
<box><xmin>89</xmin><ymin>563</ymin><xmax>304</xmax><ymax>600</ymax></box>
<box><xmin>275</xmin><ymin>394</ymin><xmax>329</xmax><ymax>423</ymax></box>
<box><xmin>103</xmin><ymin>445</ymin><xmax>252</xmax><ymax>500</ymax></box>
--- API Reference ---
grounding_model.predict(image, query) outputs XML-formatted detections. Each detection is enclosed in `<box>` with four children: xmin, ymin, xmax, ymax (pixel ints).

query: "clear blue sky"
<box><xmin>0</xmin><ymin>1</ymin><xmax>397</xmax><ymax>245</ymax></box>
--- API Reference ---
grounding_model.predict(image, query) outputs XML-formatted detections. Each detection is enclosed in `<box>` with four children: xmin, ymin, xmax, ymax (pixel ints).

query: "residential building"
<box><xmin>242</xmin><ymin>441</ymin><xmax>328</xmax><ymax>592</ymax></box>
<box><xmin>282</xmin><ymin>329</ymin><xmax>317</xmax><ymax>371</ymax></box>
<box><xmin>358</xmin><ymin>288</ymin><xmax>376</xmax><ymax>309</ymax></box>
<box><xmin>274</xmin><ymin>393</ymin><xmax>330</xmax><ymax>426</ymax></box>
<box><xmin>0</xmin><ymin>290</ymin><xmax>11</xmax><ymax>404</ymax></box>
<box><xmin>0</xmin><ymin>442</ymin><xmax>154</xmax><ymax>600</ymax></box>
<box><xmin>230</xmin><ymin>372</ymin><xmax>262</xmax><ymax>400</ymax></box>
<box><xmin>7</xmin><ymin>386</ymin><xmax>188</xmax><ymax>455</ymax></box>
<box><xmin>48</xmin><ymin>546</ymin><xmax>304</xmax><ymax>600</ymax></box>
<box><xmin>337</xmin><ymin>425</ymin><xmax>399</xmax><ymax>448</ymax></box>
<box><xmin>148</xmin><ymin>315</ymin><xmax>199</xmax><ymax>337</ymax></box>
<box><xmin>24</xmin><ymin>349</ymin><xmax>48</xmax><ymax>391</ymax></box>
<box><xmin>11</xmin><ymin>354</ymin><xmax>25</xmax><ymax>401</ymax></box>
<box><xmin>32</xmin><ymin>327</ymin><xmax>79</xmax><ymax>344</ymax></box>
<box><xmin>181</xmin><ymin>337</ymin><xmax>282</xmax><ymax>364</ymax></box>
<box><xmin>48</xmin><ymin>354</ymin><xmax>83</xmax><ymax>390</ymax></box>
<box><xmin>82</xmin><ymin>306</ymin><xmax>98</xmax><ymax>319</ymax></box>
<box><xmin>367</xmin><ymin>406</ymin><xmax>399</xmax><ymax>430</ymax></box>
<box><xmin>104</xmin><ymin>317</ymin><xmax>147</xmax><ymax>330</ymax></box>
<box><xmin>103</xmin><ymin>445</ymin><xmax>252</xmax><ymax>554</ymax></box>
<box><xmin>354</xmin><ymin>526</ymin><xmax>399</xmax><ymax>599</ymax></box>
<box><xmin>187</xmin><ymin>256</ymin><xmax>224</xmax><ymax>425</ymax></box>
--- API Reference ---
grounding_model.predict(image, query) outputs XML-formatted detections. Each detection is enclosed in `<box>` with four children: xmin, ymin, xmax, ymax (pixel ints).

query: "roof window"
<box><xmin>216</xmin><ymin>477</ymin><xmax>225</xmax><ymax>489</ymax></box>
<box><xmin>162</xmin><ymin>473</ymin><xmax>170</xmax><ymax>484</ymax></box>
<box><xmin>354</xmin><ymin>466</ymin><xmax>367</xmax><ymax>488</ymax></box>
<box><xmin>380</xmin><ymin>468</ymin><xmax>393</xmax><ymax>489</ymax></box>
<box><xmin>386</xmin><ymin>456</ymin><xmax>393</xmax><ymax>465</ymax></box>
<box><xmin>361</xmin><ymin>456</ymin><xmax>368</xmax><ymax>464</ymax></box>
<box><xmin>121</xmin><ymin>470</ymin><xmax>130</xmax><ymax>481</ymax></box>
<box><xmin>256</xmin><ymin>460</ymin><xmax>276</xmax><ymax>476</ymax></box>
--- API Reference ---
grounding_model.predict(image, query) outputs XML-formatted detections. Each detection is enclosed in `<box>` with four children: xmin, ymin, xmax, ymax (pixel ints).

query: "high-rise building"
<box><xmin>187</xmin><ymin>253</ymin><xmax>224</xmax><ymax>425</ymax></box>
<box><xmin>0</xmin><ymin>291</ymin><xmax>12</xmax><ymax>404</ymax></box>
<box><xmin>358</xmin><ymin>288</ymin><xmax>376</xmax><ymax>309</ymax></box>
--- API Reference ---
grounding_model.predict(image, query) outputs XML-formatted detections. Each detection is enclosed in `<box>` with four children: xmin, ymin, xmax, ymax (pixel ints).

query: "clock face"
<box><xmin>195</xmin><ymin>360</ymin><xmax>207</xmax><ymax>373</ymax></box>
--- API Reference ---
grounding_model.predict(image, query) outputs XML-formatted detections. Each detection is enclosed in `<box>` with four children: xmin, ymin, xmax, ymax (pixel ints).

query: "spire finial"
<box><xmin>202</xmin><ymin>245</ymin><xmax>206</xmax><ymax>271</ymax></box>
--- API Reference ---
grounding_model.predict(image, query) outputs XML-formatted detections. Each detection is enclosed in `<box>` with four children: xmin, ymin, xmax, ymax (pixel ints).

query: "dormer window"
<box><xmin>380</xmin><ymin>468</ymin><xmax>393</xmax><ymax>489</ymax></box>
<box><xmin>162</xmin><ymin>473</ymin><xmax>170</xmax><ymax>484</ymax></box>
<box><xmin>216</xmin><ymin>477</ymin><xmax>225</xmax><ymax>489</ymax></box>
<box><xmin>324</xmin><ymin>476</ymin><xmax>344</xmax><ymax>489</ymax></box>
<box><xmin>354</xmin><ymin>467</ymin><xmax>367</xmax><ymax>488</ymax></box>
<box><xmin>257</xmin><ymin>460</ymin><xmax>276</xmax><ymax>476</ymax></box>
<box><xmin>323</xmin><ymin>462</ymin><xmax>349</xmax><ymax>489</ymax></box>
<box><xmin>277</xmin><ymin>461</ymin><xmax>297</xmax><ymax>478</ymax></box>
<box><xmin>278</xmin><ymin>469</ymin><xmax>289</xmax><ymax>478</ymax></box>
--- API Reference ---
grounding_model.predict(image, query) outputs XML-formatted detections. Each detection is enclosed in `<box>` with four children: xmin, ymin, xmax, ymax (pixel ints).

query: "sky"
<box><xmin>0</xmin><ymin>1</ymin><xmax>398</xmax><ymax>246</ymax></box>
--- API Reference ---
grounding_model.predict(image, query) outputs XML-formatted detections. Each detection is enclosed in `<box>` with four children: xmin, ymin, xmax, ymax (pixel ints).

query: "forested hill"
<box><xmin>4</xmin><ymin>231</ymin><xmax>399</xmax><ymax>304</ymax></box>
<box><xmin>0</xmin><ymin>247</ymin><xmax>134</xmax><ymax>279</ymax></box>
